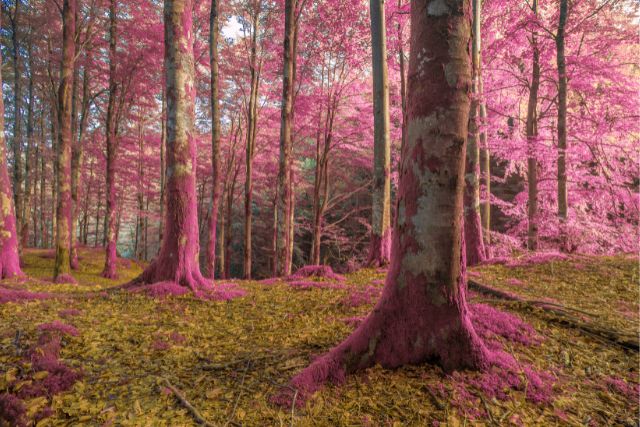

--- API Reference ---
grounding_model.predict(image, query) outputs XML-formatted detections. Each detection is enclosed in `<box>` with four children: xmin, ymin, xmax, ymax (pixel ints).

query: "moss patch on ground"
<box><xmin>0</xmin><ymin>248</ymin><xmax>638</xmax><ymax>426</ymax></box>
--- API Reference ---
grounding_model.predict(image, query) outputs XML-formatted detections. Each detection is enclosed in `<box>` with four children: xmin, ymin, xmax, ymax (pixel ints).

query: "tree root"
<box><xmin>160</xmin><ymin>377</ymin><xmax>216</xmax><ymax>427</ymax></box>
<box><xmin>468</xmin><ymin>279</ymin><xmax>639</xmax><ymax>351</ymax></box>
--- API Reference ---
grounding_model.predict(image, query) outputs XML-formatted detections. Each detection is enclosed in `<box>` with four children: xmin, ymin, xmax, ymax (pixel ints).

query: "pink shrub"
<box><xmin>37</xmin><ymin>321</ymin><xmax>79</xmax><ymax>337</ymax></box>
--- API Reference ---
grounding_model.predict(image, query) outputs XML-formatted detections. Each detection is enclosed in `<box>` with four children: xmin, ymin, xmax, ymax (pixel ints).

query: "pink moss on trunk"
<box><xmin>366</xmin><ymin>228</ymin><xmax>391</xmax><ymax>267</ymax></box>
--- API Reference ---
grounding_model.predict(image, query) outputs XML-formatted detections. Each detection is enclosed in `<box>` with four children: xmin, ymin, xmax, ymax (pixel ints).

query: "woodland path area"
<box><xmin>0</xmin><ymin>247</ymin><xmax>638</xmax><ymax>426</ymax></box>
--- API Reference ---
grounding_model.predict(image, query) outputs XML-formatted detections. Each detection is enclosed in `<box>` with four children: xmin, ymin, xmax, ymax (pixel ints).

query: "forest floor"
<box><xmin>0</xmin><ymin>248</ymin><xmax>638</xmax><ymax>426</ymax></box>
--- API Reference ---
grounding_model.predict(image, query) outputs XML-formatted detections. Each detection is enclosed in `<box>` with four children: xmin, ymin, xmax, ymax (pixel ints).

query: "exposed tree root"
<box><xmin>469</xmin><ymin>279</ymin><xmax>639</xmax><ymax>351</ymax></box>
<box><xmin>160</xmin><ymin>378</ymin><xmax>216</xmax><ymax>427</ymax></box>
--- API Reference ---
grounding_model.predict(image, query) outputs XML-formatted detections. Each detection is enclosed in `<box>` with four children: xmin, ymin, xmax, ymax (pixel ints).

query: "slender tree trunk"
<box><xmin>40</xmin><ymin>147</ymin><xmax>47</xmax><ymax>248</ymax></box>
<box><xmin>476</xmin><ymin>0</ymin><xmax>490</xmax><ymax>249</ymax></box>
<box><xmin>397</xmin><ymin>0</ymin><xmax>407</xmax><ymax>155</ymax></box>
<box><xmin>286</xmin><ymin>0</ymin><xmax>489</xmax><ymax>398</ymax></box>
<box><xmin>526</xmin><ymin>0</ymin><xmax>540</xmax><ymax>251</ymax></box>
<box><xmin>206</xmin><ymin>0</ymin><xmax>222</xmax><ymax>279</ymax></box>
<box><xmin>94</xmin><ymin>188</ymin><xmax>102</xmax><ymax>247</ymax></box>
<box><xmin>136</xmin><ymin>124</ymin><xmax>145</xmax><ymax>260</ymax></box>
<box><xmin>102</xmin><ymin>0</ymin><xmax>119</xmax><ymax>279</ymax></box>
<box><xmin>81</xmin><ymin>159</ymin><xmax>93</xmax><ymax>245</ymax></box>
<box><xmin>556</xmin><ymin>0</ymin><xmax>568</xmax><ymax>247</ymax></box>
<box><xmin>367</xmin><ymin>0</ymin><xmax>392</xmax><ymax>267</ymax></box>
<box><xmin>464</xmin><ymin>0</ymin><xmax>486</xmax><ymax>266</ymax></box>
<box><xmin>21</xmin><ymin>43</ymin><xmax>35</xmax><ymax>250</ymax></box>
<box><xmin>244</xmin><ymin>6</ymin><xmax>261</xmax><ymax>279</ymax></box>
<box><xmin>276</xmin><ymin>0</ymin><xmax>296</xmax><ymax>277</ymax></box>
<box><xmin>0</xmin><ymin>7</ymin><xmax>23</xmax><ymax>278</ymax></box>
<box><xmin>224</xmin><ymin>171</ymin><xmax>236</xmax><ymax>279</ymax></box>
<box><xmin>159</xmin><ymin>89</ymin><xmax>166</xmax><ymax>249</ymax></box>
<box><xmin>53</xmin><ymin>0</ymin><xmax>77</xmax><ymax>283</ymax></box>
<box><xmin>218</xmin><ymin>184</ymin><xmax>226</xmax><ymax>279</ymax></box>
<box><xmin>71</xmin><ymin>62</ymin><xmax>89</xmax><ymax>268</ymax></box>
<box><xmin>128</xmin><ymin>0</ymin><xmax>209</xmax><ymax>292</ymax></box>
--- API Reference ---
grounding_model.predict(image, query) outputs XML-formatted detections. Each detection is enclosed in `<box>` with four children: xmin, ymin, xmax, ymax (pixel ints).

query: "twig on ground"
<box><xmin>224</xmin><ymin>360</ymin><xmax>251</xmax><ymax>427</ymax></box>
<box><xmin>160</xmin><ymin>377</ymin><xmax>216</xmax><ymax>427</ymax></box>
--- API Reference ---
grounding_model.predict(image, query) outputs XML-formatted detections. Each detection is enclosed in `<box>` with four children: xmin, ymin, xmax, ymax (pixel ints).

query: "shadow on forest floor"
<box><xmin>0</xmin><ymin>247</ymin><xmax>638</xmax><ymax>426</ymax></box>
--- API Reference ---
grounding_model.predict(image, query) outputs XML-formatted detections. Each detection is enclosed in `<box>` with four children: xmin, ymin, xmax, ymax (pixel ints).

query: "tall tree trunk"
<box><xmin>136</xmin><ymin>123</ymin><xmax>145</xmax><ymax>260</ymax></box>
<box><xmin>53</xmin><ymin>0</ymin><xmax>77</xmax><ymax>283</ymax></box>
<box><xmin>476</xmin><ymin>0</ymin><xmax>490</xmax><ymax>249</ymax></box>
<box><xmin>102</xmin><ymin>0</ymin><xmax>119</xmax><ymax>279</ymax></box>
<box><xmin>0</xmin><ymin>7</ymin><xmax>23</xmax><ymax>278</ymax></box>
<box><xmin>526</xmin><ymin>0</ymin><xmax>540</xmax><ymax>251</ymax></box>
<box><xmin>275</xmin><ymin>0</ymin><xmax>296</xmax><ymax>277</ymax></box>
<box><xmin>285</xmin><ymin>0</ymin><xmax>489</xmax><ymax>397</ymax></box>
<box><xmin>11</xmin><ymin>0</ymin><xmax>24</xmax><ymax>247</ymax></box>
<box><xmin>464</xmin><ymin>0</ymin><xmax>486</xmax><ymax>266</ymax></box>
<box><xmin>94</xmin><ymin>188</ymin><xmax>102</xmax><ymax>247</ymax></box>
<box><xmin>244</xmin><ymin>6</ymin><xmax>261</xmax><ymax>280</ymax></box>
<box><xmin>556</xmin><ymin>0</ymin><xmax>568</xmax><ymax>247</ymax></box>
<box><xmin>367</xmin><ymin>0</ymin><xmax>392</xmax><ymax>267</ymax></box>
<box><xmin>206</xmin><ymin>0</ymin><xmax>222</xmax><ymax>279</ymax></box>
<box><xmin>39</xmin><ymin>146</ymin><xmax>47</xmax><ymax>248</ymax></box>
<box><xmin>21</xmin><ymin>42</ymin><xmax>35</xmax><ymax>249</ymax></box>
<box><xmin>159</xmin><ymin>89</ymin><xmax>166</xmax><ymax>250</ymax></box>
<box><xmin>128</xmin><ymin>0</ymin><xmax>209</xmax><ymax>292</ymax></box>
<box><xmin>397</xmin><ymin>0</ymin><xmax>407</xmax><ymax>155</ymax></box>
<box><xmin>70</xmin><ymin>55</ymin><xmax>80</xmax><ymax>269</ymax></box>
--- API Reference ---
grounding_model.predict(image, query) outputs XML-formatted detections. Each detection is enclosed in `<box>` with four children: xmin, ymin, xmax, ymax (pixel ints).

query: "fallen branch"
<box><xmin>469</xmin><ymin>280</ymin><xmax>639</xmax><ymax>351</ymax></box>
<box><xmin>160</xmin><ymin>377</ymin><xmax>216</xmax><ymax>427</ymax></box>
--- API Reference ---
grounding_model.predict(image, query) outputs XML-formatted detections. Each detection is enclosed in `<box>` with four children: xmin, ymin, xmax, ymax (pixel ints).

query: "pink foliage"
<box><xmin>340</xmin><ymin>286</ymin><xmax>382</xmax><ymax>307</ymax></box>
<box><xmin>505</xmin><ymin>278</ymin><xmax>525</xmax><ymax>287</ymax></box>
<box><xmin>288</xmin><ymin>265</ymin><xmax>346</xmax><ymax>282</ymax></box>
<box><xmin>604</xmin><ymin>376</ymin><xmax>640</xmax><ymax>402</ymax></box>
<box><xmin>470</xmin><ymin>303</ymin><xmax>541</xmax><ymax>346</ymax></box>
<box><xmin>52</xmin><ymin>273</ymin><xmax>78</xmax><ymax>285</ymax></box>
<box><xmin>288</xmin><ymin>280</ymin><xmax>345</xmax><ymax>290</ymax></box>
<box><xmin>259</xmin><ymin>277</ymin><xmax>280</xmax><ymax>285</ymax></box>
<box><xmin>37</xmin><ymin>321</ymin><xmax>79</xmax><ymax>337</ymax></box>
<box><xmin>58</xmin><ymin>309</ymin><xmax>82</xmax><ymax>318</ymax></box>
<box><xmin>129</xmin><ymin>280</ymin><xmax>245</xmax><ymax>301</ymax></box>
<box><xmin>169</xmin><ymin>332</ymin><xmax>186</xmax><ymax>344</ymax></box>
<box><xmin>151</xmin><ymin>339</ymin><xmax>171</xmax><ymax>351</ymax></box>
<box><xmin>0</xmin><ymin>393</ymin><xmax>26</xmax><ymax>427</ymax></box>
<box><xmin>0</xmin><ymin>287</ymin><xmax>54</xmax><ymax>304</ymax></box>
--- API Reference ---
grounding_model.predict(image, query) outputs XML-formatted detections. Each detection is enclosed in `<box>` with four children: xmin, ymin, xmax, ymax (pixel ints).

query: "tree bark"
<box><xmin>367</xmin><ymin>0</ymin><xmax>392</xmax><ymax>267</ymax></box>
<box><xmin>128</xmin><ymin>0</ymin><xmax>209</xmax><ymax>292</ymax></box>
<box><xmin>0</xmin><ymin>6</ymin><xmax>23</xmax><ymax>278</ymax></box>
<box><xmin>11</xmin><ymin>0</ymin><xmax>24</xmax><ymax>247</ymax></box>
<box><xmin>526</xmin><ymin>0</ymin><xmax>540</xmax><ymax>251</ymax></box>
<box><xmin>556</xmin><ymin>0</ymin><xmax>568</xmax><ymax>246</ymax></box>
<box><xmin>464</xmin><ymin>0</ymin><xmax>486</xmax><ymax>266</ymax></box>
<box><xmin>102</xmin><ymin>0</ymin><xmax>119</xmax><ymax>279</ymax></box>
<box><xmin>159</xmin><ymin>89</ymin><xmax>167</xmax><ymax>250</ymax></box>
<box><xmin>206</xmin><ymin>0</ymin><xmax>222</xmax><ymax>279</ymax></box>
<box><xmin>275</xmin><ymin>0</ymin><xmax>296</xmax><ymax>277</ymax></box>
<box><xmin>53</xmin><ymin>0</ymin><xmax>77</xmax><ymax>283</ymax></box>
<box><xmin>285</xmin><ymin>0</ymin><xmax>488</xmax><ymax>399</ymax></box>
<box><xmin>21</xmin><ymin>41</ymin><xmax>35</xmax><ymax>249</ymax></box>
<box><xmin>244</xmin><ymin>5</ymin><xmax>261</xmax><ymax>279</ymax></box>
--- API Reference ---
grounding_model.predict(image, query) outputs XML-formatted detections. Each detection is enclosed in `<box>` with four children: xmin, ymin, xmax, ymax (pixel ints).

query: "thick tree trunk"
<box><xmin>0</xmin><ymin>8</ymin><xmax>23</xmax><ymax>278</ymax></box>
<box><xmin>285</xmin><ymin>0</ymin><xmax>489</xmax><ymax>398</ymax></box>
<box><xmin>53</xmin><ymin>0</ymin><xmax>77</xmax><ymax>283</ymax></box>
<box><xmin>526</xmin><ymin>0</ymin><xmax>540</xmax><ymax>251</ymax></box>
<box><xmin>367</xmin><ymin>0</ymin><xmax>392</xmax><ymax>267</ymax></box>
<box><xmin>244</xmin><ymin>7</ymin><xmax>260</xmax><ymax>280</ymax></box>
<box><xmin>556</xmin><ymin>0</ymin><xmax>568</xmax><ymax>246</ymax></box>
<box><xmin>206</xmin><ymin>0</ymin><xmax>222</xmax><ymax>279</ymax></box>
<box><xmin>11</xmin><ymin>1</ymin><xmax>24</xmax><ymax>247</ymax></box>
<box><xmin>276</xmin><ymin>0</ymin><xmax>296</xmax><ymax>277</ymax></box>
<box><xmin>464</xmin><ymin>0</ymin><xmax>486</xmax><ymax>266</ymax></box>
<box><xmin>102</xmin><ymin>0</ymin><xmax>119</xmax><ymax>279</ymax></box>
<box><xmin>128</xmin><ymin>0</ymin><xmax>208</xmax><ymax>291</ymax></box>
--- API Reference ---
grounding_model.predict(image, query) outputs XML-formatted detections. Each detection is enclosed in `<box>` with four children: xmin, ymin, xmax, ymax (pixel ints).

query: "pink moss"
<box><xmin>169</xmin><ymin>332</ymin><xmax>186</xmax><ymax>344</ymax></box>
<box><xmin>58</xmin><ymin>308</ymin><xmax>81</xmax><ymax>318</ymax></box>
<box><xmin>0</xmin><ymin>287</ymin><xmax>54</xmax><ymax>304</ymax></box>
<box><xmin>505</xmin><ymin>278</ymin><xmax>525</xmax><ymax>287</ymax></box>
<box><xmin>288</xmin><ymin>265</ymin><xmax>346</xmax><ymax>282</ymax></box>
<box><xmin>340</xmin><ymin>316</ymin><xmax>365</xmax><ymax>327</ymax></box>
<box><xmin>151</xmin><ymin>339</ymin><xmax>171</xmax><ymax>351</ymax></box>
<box><xmin>604</xmin><ymin>376</ymin><xmax>640</xmax><ymax>402</ymax></box>
<box><xmin>37</xmin><ymin>321</ymin><xmax>79</xmax><ymax>337</ymax></box>
<box><xmin>52</xmin><ymin>273</ymin><xmax>77</xmax><ymax>285</ymax></box>
<box><xmin>480</xmin><ymin>256</ymin><xmax>509</xmax><ymax>265</ymax></box>
<box><xmin>260</xmin><ymin>277</ymin><xmax>280</xmax><ymax>285</ymax></box>
<box><xmin>470</xmin><ymin>303</ymin><xmax>541</xmax><ymax>346</ymax></box>
<box><xmin>508</xmin><ymin>252</ymin><xmax>569</xmax><ymax>267</ymax></box>
<box><xmin>0</xmin><ymin>393</ymin><xmax>26</xmax><ymax>427</ymax></box>
<box><xmin>129</xmin><ymin>280</ymin><xmax>245</xmax><ymax>301</ymax></box>
<box><xmin>340</xmin><ymin>286</ymin><xmax>382</xmax><ymax>307</ymax></box>
<box><xmin>288</xmin><ymin>280</ymin><xmax>345</xmax><ymax>290</ymax></box>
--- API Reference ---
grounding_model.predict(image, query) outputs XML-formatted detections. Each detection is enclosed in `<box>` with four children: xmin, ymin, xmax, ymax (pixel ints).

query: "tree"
<box><xmin>0</xmin><ymin>6</ymin><xmax>23</xmax><ymax>279</ymax></box>
<box><xmin>556</xmin><ymin>0</ymin><xmax>568</xmax><ymax>246</ymax></box>
<box><xmin>366</xmin><ymin>0</ymin><xmax>392</xmax><ymax>267</ymax></box>
<box><xmin>526</xmin><ymin>0</ymin><xmax>541</xmax><ymax>251</ymax></box>
<box><xmin>464</xmin><ymin>0</ymin><xmax>486</xmax><ymax>265</ymax></box>
<box><xmin>206</xmin><ymin>0</ymin><xmax>222</xmax><ymax>279</ymax></box>
<box><xmin>127</xmin><ymin>0</ymin><xmax>209</xmax><ymax>291</ymax></box>
<box><xmin>102</xmin><ymin>0</ymin><xmax>120</xmax><ymax>279</ymax></box>
<box><xmin>53</xmin><ymin>0</ymin><xmax>77</xmax><ymax>283</ymax></box>
<box><xmin>275</xmin><ymin>0</ymin><xmax>296</xmax><ymax>277</ymax></box>
<box><xmin>282</xmin><ymin>0</ymin><xmax>489</xmax><ymax>398</ymax></box>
